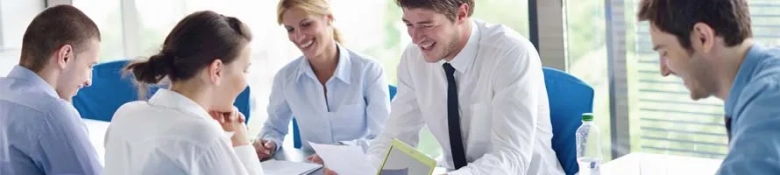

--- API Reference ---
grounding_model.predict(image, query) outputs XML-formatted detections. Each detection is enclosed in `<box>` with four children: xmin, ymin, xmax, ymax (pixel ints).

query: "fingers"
<box><xmin>208</xmin><ymin>111</ymin><xmax>225</xmax><ymax>123</ymax></box>
<box><xmin>323</xmin><ymin>168</ymin><xmax>338</xmax><ymax>175</ymax></box>
<box><xmin>254</xmin><ymin>141</ymin><xmax>271</xmax><ymax>160</ymax></box>
<box><xmin>226</xmin><ymin>111</ymin><xmax>239</xmax><ymax>123</ymax></box>
<box><xmin>262</xmin><ymin>141</ymin><xmax>274</xmax><ymax>155</ymax></box>
<box><xmin>307</xmin><ymin>154</ymin><xmax>323</xmax><ymax>165</ymax></box>
<box><xmin>208</xmin><ymin>106</ymin><xmax>242</xmax><ymax>123</ymax></box>
<box><xmin>238</xmin><ymin>113</ymin><xmax>246</xmax><ymax>123</ymax></box>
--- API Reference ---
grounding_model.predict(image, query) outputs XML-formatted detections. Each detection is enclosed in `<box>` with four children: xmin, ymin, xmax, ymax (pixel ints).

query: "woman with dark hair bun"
<box><xmin>103</xmin><ymin>10</ymin><xmax>263</xmax><ymax>175</ymax></box>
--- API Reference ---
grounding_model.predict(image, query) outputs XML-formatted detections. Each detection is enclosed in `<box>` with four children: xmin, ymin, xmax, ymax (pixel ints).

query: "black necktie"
<box><xmin>443</xmin><ymin>63</ymin><xmax>467</xmax><ymax>169</ymax></box>
<box><xmin>725</xmin><ymin>116</ymin><xmax>732</xmax><ymax>142</ymax></box>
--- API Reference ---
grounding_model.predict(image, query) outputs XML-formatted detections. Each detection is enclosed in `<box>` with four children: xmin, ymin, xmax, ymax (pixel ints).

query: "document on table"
<box><xmin>309</xmin><ymin>142</ymin><xmax>377</xmax><ymax>175</ymax></box>
<box><xmin>262</xmin><ymin>160</ymin><xmax>322</xmax><ymax>175</ymax></box>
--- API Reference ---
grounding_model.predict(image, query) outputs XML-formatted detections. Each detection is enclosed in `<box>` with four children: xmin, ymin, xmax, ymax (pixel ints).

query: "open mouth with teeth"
<box><xmin>299</xmin><ymin>39</ymin><xmax>315</xmax><ymax>51</ymax></box>
<box><xmin>419</xmin><ymin>41</ymin><xmax>436</xmax><ymax>51</ymax></box>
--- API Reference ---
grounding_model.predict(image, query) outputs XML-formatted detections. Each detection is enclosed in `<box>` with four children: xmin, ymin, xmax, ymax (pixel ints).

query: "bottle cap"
<box><xmin>582</xmin><ymin>113</ymin><xmax>594</xmax><ymax>121</ymax></box>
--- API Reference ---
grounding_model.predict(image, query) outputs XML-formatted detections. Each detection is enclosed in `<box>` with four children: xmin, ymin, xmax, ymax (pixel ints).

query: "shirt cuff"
<box><xmin>234</xmin><ymin>145</ymin><xmax>263</xmax><ymax>174</ymax></box>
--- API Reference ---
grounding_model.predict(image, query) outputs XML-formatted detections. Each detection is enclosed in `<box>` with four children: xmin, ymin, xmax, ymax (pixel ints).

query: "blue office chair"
<box><xmin>543</xmin><ymin>67</ymin><xmax>594</xmax><ymax>175</ymax></box>
<box><xmin>291</xmin><ymin>85</ymin><xmax>397</xmax><ymax>148</ymax></box>
<box><xmin>72</xmin><ymin>60</ymin><xmax>251</xmax><ymax>122</ymax></box>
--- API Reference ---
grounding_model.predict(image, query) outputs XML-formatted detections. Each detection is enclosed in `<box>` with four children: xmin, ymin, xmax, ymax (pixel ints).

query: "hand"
<box><xmin>252</xmin><ymin>139</ymin><xmax>276</xmax><ymax>161</ymax></box>
<box><xmin>307</xmin><ymin>154</ymin><xmax>337</xmax><ymax>174</ymax></box>
<box><xmin>323</xmin><ymin>167</ymin><xmax>338</xmax><ymax>175</ymax></box>
<box><xmin>209</xmin><ymin>107</ymin><xmax>249</xmax><ymax>147</ymax></box>
<box><xmin>306</xmin><ymin>154</ymin><xmax>324</xmax><ymax>165</ymax></box>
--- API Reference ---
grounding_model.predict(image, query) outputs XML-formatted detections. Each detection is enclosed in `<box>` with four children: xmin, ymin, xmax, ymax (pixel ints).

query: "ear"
<box><xmin>55</xmin><ymin>44</ymin><xmax>74</xmax><ymax>69</ymax></box>
<box><xmin>456</xmin><ymin>3</ymin><xmax>470</xmax><ymax>24</ymax></box>
<box><xmin>692</xmin><ymin>22</ymin><xmax>715</xmax><ymax>53</ymax></box>
<box><xmin>325</xmin><ymin>14</ymin><xmax>334</xmax><ymax>26</ymax></box>
<box><xmin>208</xmin><ymin>59</ymin><xmax>224</xmax><ymax>86</ymax></box>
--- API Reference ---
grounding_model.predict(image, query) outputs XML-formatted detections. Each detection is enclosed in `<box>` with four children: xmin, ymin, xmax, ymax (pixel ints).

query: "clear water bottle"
<box><xmin>576</xmin><ymin>113</ymin><xmax>602</xmax><ymax>175</ymax></box>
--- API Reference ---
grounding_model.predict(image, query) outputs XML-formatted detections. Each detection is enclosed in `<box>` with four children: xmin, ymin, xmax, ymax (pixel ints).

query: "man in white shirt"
<box><xmin>365</xmin><ymin>0</ymin><xmax>565</xmax><ymax>174</ymax></box>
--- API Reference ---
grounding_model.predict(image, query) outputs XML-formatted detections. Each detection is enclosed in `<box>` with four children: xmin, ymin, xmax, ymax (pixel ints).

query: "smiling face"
<box><xmin>281</xmin><ymin>7</ymin><xmax>335</xmax><ymax>61</ymax></box>
<box><xmin>649</xmin><ymin>23</ymin><xmax>718</xmax><ymax>100</ymax></box>
<box><xmin>402</xmin><ymin>7</ymin><xmax>463</xmax><ymax>63</ymax></box>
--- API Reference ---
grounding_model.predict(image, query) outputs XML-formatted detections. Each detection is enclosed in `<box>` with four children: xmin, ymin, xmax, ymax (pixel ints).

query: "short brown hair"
<box><xmin>125</xmin><ymin>10</ymin><xmax>252</xmax><ymax>85</ymax></box>
<box><xmin>20</xmin><ymin>5</ymin><xmax>101</xmax><ymax>72</ymax></box>
<box><xmin>637</xmin><ymin>0</ymin><xmax>752</xmax><ymax>50</ymax></box>
<box><xmin>396</xmin><ymin>0</ymin><xmax>475</xmax><ymax>22</ymax></box>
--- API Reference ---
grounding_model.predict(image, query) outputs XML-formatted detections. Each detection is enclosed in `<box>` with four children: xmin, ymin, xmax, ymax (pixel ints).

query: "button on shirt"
<box><xmin>366</xmin><ymin>20</ymin><xmax>564</xmax><ymax>175</ymax></box>
<box><xmin>0</xmin><ymin>65</ymin><xmax>103</xmax><ymax>175</ymax></box>
<box><xmin>259</xmin><ymin>44</ymin><xmax>390</xmax><ymax>151</ymax></box>
<box><xmin>719</xmin><ymin>44</ymin><xmax>780</xmax><ymax>175</ymax></box>
<box><xmin>104</xmin><ymin>89</ymin><xmax>263</xmax><ymax>175</ymax></box>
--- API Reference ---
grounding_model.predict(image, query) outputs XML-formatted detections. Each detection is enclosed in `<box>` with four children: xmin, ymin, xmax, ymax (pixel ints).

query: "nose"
<box><xmin>293</xmin><ymin>30</ymin><xmax>306</xmax><ymax>44</ymax></box>
<box><xmin>660</xmin><ymin>56</ymin><xmax>672</xmax><ymax>77</ymax></box>
<box><xmin>409</xmin><ymin>27</ymin><xmax>424</xmax><ymax>44</ymax></box>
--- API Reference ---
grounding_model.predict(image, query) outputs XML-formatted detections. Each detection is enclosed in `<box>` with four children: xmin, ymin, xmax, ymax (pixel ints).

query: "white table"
<box><xmin>83</xmin><ymin>118</ymin><xmax>447</xmax><ymax>174</ymax></box>
<box><xmin>600</xmin><ymin>152</ymin><xmax>722</xmax><ymax>175</ymax></box>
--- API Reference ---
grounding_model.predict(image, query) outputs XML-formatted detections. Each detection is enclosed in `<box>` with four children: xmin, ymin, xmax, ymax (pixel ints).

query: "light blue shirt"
<box><xmin>720</xmin><ymin>44</ymin><xmax>780</xmax><ymax>174</ymax></box>
<box><xmin>0</xmin><ymin>66</ymin><xmax>102</xmax><ymax>175</ymax></box>
<box><xmin>260</xmin><ymin>45</ymin><xmax>390</xmax><ymax>151</ymax></box>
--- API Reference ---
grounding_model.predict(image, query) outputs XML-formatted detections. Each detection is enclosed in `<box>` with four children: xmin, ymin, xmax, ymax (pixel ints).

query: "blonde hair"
<box><xmin>277</xmin><ymin>0</ymin><xmax>343</xmax><ymax>43</ymax></box>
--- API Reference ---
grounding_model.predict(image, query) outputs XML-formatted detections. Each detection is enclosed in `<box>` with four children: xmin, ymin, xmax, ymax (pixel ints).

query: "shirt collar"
<box><xmin>296</xmin><ymin>43</ymin><xmax>352</xmax><ymax>84</ymax></box>
<box><xmin>148</xmin><ymin>89</ymin><xmax>211</xmax><ymax>120</ymax></box>
<box><xmin>725</xmin><ymin>44</ymin><xmax>764</xmax><ymax>116</ymax></box>
<box><xmin>443</xmin><ymin>20</ymin><xmax>480</xmax><ymax>73</ymax></box>
<box><xmin>7</xmin><ymin>65</ymin><xmax>58</xmax><ymax>98</ymax></box>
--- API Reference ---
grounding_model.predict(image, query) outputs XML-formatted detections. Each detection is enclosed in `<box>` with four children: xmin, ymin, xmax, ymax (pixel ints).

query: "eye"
<box><xmin>301</xmin><ymin>21</ymin><xmax>312</xmax><ymax>28</ymax></box>
<box><xmin>285</xmin><ymin>26</ymin><xmax>294</xmax><ymax>33</ymax></box>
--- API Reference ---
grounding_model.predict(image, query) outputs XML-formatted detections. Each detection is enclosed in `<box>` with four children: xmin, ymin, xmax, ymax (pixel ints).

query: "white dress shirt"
<box><xmin>104</xmin><ymin>89</ymin><xmax>263</xmax><ymax>175</ymax></box>
<box><xmin>259</xmin><ymin>44</ymin><xmax>390</xmax><ymax>151</ymax></box>
<box><xmin>366</xmin><ymin>20</ymin><xmax>565</xmax><ymax>175</ymax></box>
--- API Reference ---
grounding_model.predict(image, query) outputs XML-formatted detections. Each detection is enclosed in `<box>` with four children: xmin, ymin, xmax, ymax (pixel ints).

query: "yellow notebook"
<box><xmin>376</xmin><ymin>139</ymin><xmax>437</xmax><ymax>175</ymax></box>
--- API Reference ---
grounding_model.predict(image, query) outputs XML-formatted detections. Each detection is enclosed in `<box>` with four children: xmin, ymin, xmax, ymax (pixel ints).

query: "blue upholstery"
<box><xmin>543</xmin><ymin>67</ymin><xmax>594</xmax><ymax>175</ymax></box>
<box><xmin>291</xmin><ymin>85</ymin><xmax>397</xmax><ymax>148</ymax></box>
<box><xmin>72</xmin><ymin>60</ymin><xmax>252</xmax><ymax>123</ymax></box>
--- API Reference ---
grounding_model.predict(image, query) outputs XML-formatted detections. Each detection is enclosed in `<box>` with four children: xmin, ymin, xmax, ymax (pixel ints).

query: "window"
<box><xmin>472</xmin><ymin>0</ymin><xmax>529</xmax><ymax>37</ymax></box>
<box><xmin>565</xmin><ymin>0</ymin><xmax>611</xmax><ymax>160</ymax></box>
<box><xmin>627</xmin><ymin>0</ymin><xmax>780</xmax><ymax>159</ymax></box>
<box><xmin>73</xmin><ymin>0</ymin><xmax>125</xmax><ymax>62</ymax></box>
<box><xmin>0</xmin><ymin>0</ymin><xmax>44</xmax><ymax>75</ymax></box>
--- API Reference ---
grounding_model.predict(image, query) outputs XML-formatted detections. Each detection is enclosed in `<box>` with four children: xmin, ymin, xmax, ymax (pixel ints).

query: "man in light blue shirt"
<box><xmin>638</xmin><ymin>0</ymin><xmax>780</xmax><ymax>174</ymax></box>
<box><xmin>0</xmin><ymin>5</ymin><xmax>103</xmax><ymax>175</ymax></box>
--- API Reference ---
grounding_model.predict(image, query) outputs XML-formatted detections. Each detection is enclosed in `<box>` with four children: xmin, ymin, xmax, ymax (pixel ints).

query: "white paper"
<box><xmin>309</xmin><ymin>142</ymin><xmax>377</xmax><ymax>175</ymax></box>
<box><xmin>262</xmin><ymin>160</ymin><xmax>322</xmax><ymax>175</ymax></box>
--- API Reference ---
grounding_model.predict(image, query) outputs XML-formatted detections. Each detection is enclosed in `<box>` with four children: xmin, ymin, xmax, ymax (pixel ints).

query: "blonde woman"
<box><xmin>253</xmin><ymin>0</ymin><xmax>391</xmax><ymax>163</ymax></box>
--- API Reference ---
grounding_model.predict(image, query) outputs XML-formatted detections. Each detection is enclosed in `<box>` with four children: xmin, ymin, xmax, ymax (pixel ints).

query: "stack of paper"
<box><xmin>262</xmin><ymin>160</ymin><xmax>322</xmax><ymax>175</ymax></box>
<box><xmin>309</xmin><ymin>142</ymin><xmax>377</xmax><ymax>175</ymax></box>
